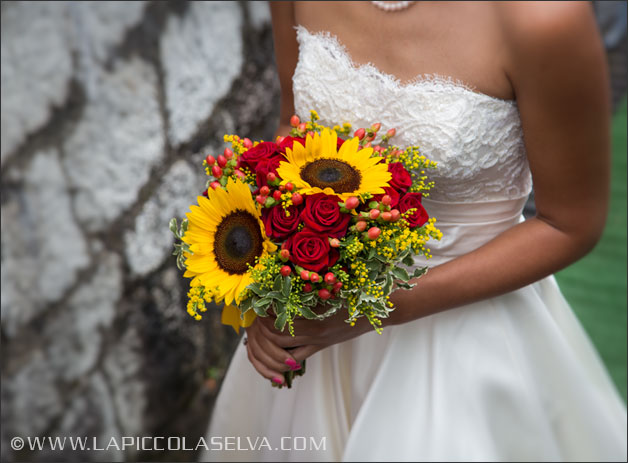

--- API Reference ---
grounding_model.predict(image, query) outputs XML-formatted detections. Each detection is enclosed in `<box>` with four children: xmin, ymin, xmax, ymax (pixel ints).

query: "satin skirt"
<box><xmin>202</xmin><ymin>198</ymin><xmax>627</xmax><ymax>462</ymax></box>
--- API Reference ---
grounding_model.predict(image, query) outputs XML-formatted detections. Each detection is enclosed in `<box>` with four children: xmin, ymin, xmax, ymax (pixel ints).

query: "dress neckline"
<box><xmin>295</xmin><ymin>25</ymin><xmax>517</xmax><ymax>106</ymax></box>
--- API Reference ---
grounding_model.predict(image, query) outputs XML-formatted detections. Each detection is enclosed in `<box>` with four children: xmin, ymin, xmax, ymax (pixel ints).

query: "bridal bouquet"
<box><xmin>170</xmin><ymin>111</ymin><xmax>441</xmax><ymax>383</ymax></box>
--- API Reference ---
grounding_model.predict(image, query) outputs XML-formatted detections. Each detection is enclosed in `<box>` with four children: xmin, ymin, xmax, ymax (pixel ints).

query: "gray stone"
<box><xmin>124</xmin><ymin>160</ymin><xmax>203</xmax><ymax>276</ymax></box>
<box><xmin>160</xmin><ymin>1</ymin><xmax>243</xmax><ymax>146</ymax></box>
<box><xmin>62</xmin><ymin>57</ymin><xmax>164</xmax><ymax>232</ymax></box>
<box><xmin>0</xmin><ymin>2</ymin><xmax>73</xmax><ymax>164</ymax></box>
<box><xmin>0</xmin><ymin>149</ymin><xmax>90</xmax><ymax>336</ymax></box>
<box><xmin>248</xmin><ymin>0</ymin><xmax>272</xmax><ymax>29</ymax></box>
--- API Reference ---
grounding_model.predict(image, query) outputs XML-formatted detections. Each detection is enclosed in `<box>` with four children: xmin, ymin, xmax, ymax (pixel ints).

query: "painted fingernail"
<box><xmin>285</xmin><ymin>358</ymin><xmax>298</xmax><ymax>368</ymax></box>
<box><xmin>290</xmin><ymin>364</ymin><xmax>302</xmax><ymax>371</ymax></box>
<box><xmin>272</xmin><ymin>376</ymin><xmax>284</xmax><ymax>385</ymax></box>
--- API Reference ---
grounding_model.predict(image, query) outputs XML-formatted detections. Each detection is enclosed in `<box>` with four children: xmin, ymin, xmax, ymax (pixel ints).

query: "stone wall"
<box><xmin>1</xmin><ymin>2</ymin><xmax>279</xmax><ymax>461</ymax></box>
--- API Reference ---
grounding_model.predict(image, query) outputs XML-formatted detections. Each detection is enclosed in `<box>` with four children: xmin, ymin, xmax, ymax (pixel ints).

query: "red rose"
<box><xmin>241</xmin><ymin>142</ymin><xmax>280</xmax><ymax>171</ymax></box>
<box><xmin>286</xmin><ymin>229</ymin><xmax>339</xmax><ymax>273</ymax></box>
<box><xmin>373</xmin><ymin>186</ymin><xmax>401</xmax><ymax>208</ymax></box>
<box><xmin>301</xmin><ymin>193</ymin><xmax>351</xmax><ymax>238</ymax></box>
<box><xmin>337</xmin><ymin>137</ymin><xmax>345</xmax><ymax>148</ymax></box>
<box><xmin>255</xmin><ymin>155</ymin><xmax>282</xmax><ymax>188</ymax></box>
<box><xmin>388</xmin><ymin>162</ymin><xmax>412</xmax><ymax>193</ymax></box>
<box><xmin>262</xmin><ymin>204</ymin><xmax>302</xmax><ymax>241</ymax></box>
<box><xmin>399</xmin><ymin>192</ymin><xmax>428</xmax><ymax>228</ymax></box>
<box><xmin>278</xmin><ymin>136</ymin><xmax>305</xmax><ymax>153</ymax></box>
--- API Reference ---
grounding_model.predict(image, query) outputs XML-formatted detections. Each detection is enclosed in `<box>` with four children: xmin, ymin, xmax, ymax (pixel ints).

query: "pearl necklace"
<box><xmin>371</xmin><ymin>1</ymin><xmax>416</xmax><ymax>12</ymax></box>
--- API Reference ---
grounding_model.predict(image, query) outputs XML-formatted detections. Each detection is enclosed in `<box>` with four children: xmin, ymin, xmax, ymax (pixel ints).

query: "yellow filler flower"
<box><xmin>277</xmin><ymin>127</ymin><xmax>391</xmax><ymax>201</ymax></box>
<box><xmin>182</xmin><ymin>178</ymin><xmax>276</xmax><ymax>329</ymax></box>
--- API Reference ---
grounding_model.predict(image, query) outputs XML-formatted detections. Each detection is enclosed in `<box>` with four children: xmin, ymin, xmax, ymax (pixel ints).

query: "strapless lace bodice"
<box><xmin>293</xmin><ymin>26</ymin><xmax>532</xmax><ymax>203</ymax></box>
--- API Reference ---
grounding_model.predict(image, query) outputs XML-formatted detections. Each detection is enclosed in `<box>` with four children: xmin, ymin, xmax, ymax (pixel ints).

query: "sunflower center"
<box><xmin>213</xmin><ymin>210</ymin><xmax>263</xmax><ymax>275</ymax></box>
<box><xmin>300</xmin><ymin>159</ymin><xmax>362</xmax><ymax>193</ymax></box>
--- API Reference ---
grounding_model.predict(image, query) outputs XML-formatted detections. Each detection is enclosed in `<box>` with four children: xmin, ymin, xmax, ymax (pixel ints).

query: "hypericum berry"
<box><xmin>318</xmin><ymin>288</ymin><xmax>331</xmax><ymax>300</ymax></box>
<box><xmin>279</xmin><ymin>184</ymin><xmax>286</xmax><ymax>192</ymax></box>
<box><xmin>364</xmin><ymin>141</ymin><xmax>372</xmax><ymax>148</ymax></box>
<box><xmin>217</xmin><ymin>154</ymin><xmax>227</xmax><ymax>167</ymax></box>
<box><xmin>276</xmin><ymin>135</ymin><xmax>285</xmax><ymax>143</ymax></box>
<box><xmin>291</xmin><ymin>192</ymin><xmax>303</xmax><ymax>205</ymax></box>
<box><xmin>273</xmin><ymin>190</ymin><xmax>282</xmax><ymax>201</ymax></box>
<box><xmin>368</xmin><ymin>227</ymin><xmax>381</xmax><ymax>240</ymax></box>
<box><xmin>205</xmin><ymin>155</ymin><xmax>215</xmax><ymax>165</ymax></box>
<box><xmin>280</xmin><ymin>265</ymin><xmax>292</xmax><ymax>277</ymax></box>
<box><xmin>202</xmin><ymin>189</ymin><xmax>208</xmax><ymax>196</ymax></box>
<box><xmin>256</xmin><ymin>195</ymin><xmax>266</xmax><ymax>205</ymax></box>
<box><xmin>243</xmin><ymin>138</ymin><xmax>253</xmax><ymax>149</ymax></box>
<box><xmin>303</xmin><ymin>282</ymin><xmax>313</xmax><ymax>292</ymax></box>
<box><xmin>290</xmin><ymin>115</ymin><xmax>300</xmax><ymax>127</ymax></box>
<box><xmin>310</xmin><ymin>272</ymin><xmax>320</xmax><ymax>283</ymax></box>
<box><xmin>223</xmin><ymin>148</ymin><xmax>233</xmax><ymax>159</ymax></box>
<box><xmin>386</xmin><ymin>128</ymin><xmax>396</xmax><ymax>138</ymax></box>
<box><xmin>285</xmin><ymin>182</ymin><xmax>294</xmax><ymax>192</ymax></box>
<box><xmin>211</xmin><ymin>165</ymin><xmax>223</xmax><ymax>178</ymax></box>
<box><xmin>369</xmin><ymin>208</ymin><xmax>380</xmax><ymax>220</ymax></box>
<box><xmin>300</xmin><ymin>269</ymin><xmax>310</xmax><ymax>280</ymax></box>
<box><xmin>333</xmin><ymin>281</ymin><xmax>343</xmax><ymax>292</ymax></box>
<box><xmin>345</xmin><ymin>196</ymin><xmax>359</xmax><ymax>210</ymax></box>
<box><xmin>354</xmin><ymin>128</ymin><xmax>366</xmax><ymax>140</ymax></box>
<box><xmin>298</xmin><ymin>122</ymin><xmax>307</xmax><ymax>133</ymax></box>
<box><xmin>329</xmin><ymin>238</ymin><xmax>341</xmax><ymax>248</ymax></box>
<box><xmin>267</xmin><ymin>172</ymin><xmax>277</xmax><ymax>183</ymax></box>
<box><xmin>381</xmin><ymin>211</ymin><xmax>392</xmax><ymax>222</ymax></box>
<box><xmin>324</xmin><ymin>272</ymin><xmax>336</xmax><ymax>285</ymax></box>
<box><xmin>280</xmin><ymin>249</ymin><xmax>290</xmax><ymax>261</ymax></box>
<box><xmin>371</xmin><ymin>122</ymin><xmax>382</xmax><ymax>132</ymax></box>
<box><xmin>355</xmin><ymin>220</ymin><xmax>367</xmax><ymax>232</ymax></box>
<box><xmin>234</xmin><ymin>169</ymin><xmax>246</xmax><ymax>180</ymax></box>
<box><xmin>381</xmin><ymin>195</ymin><xmax>392</xmax><ymax>206</ymax></box>
<box><xmin>210</xmin><ymin>181</ymin><xmax>221</xmax><ymax>189</ymax></box>
<box><xmin>260</xmin><ymin>185</ymin><xmax>270</xmax><ymax>197</ymax></box>
<box><xmin>390</xmin><ymin>209</ymin><xmax>401</xmax><ymax>221</ymax></box>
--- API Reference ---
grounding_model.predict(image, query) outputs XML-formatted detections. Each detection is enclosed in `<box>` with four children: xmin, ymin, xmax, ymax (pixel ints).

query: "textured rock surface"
<box><xmin>1</xmin><ymin>1</ymin><xmax>277</xmax><ymax>462</ymax></box>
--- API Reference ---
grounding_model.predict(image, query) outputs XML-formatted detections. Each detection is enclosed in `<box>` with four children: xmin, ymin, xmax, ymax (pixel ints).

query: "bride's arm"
<box><xmin>254</xmin><ymin>2</ymin><xmax>611</xmax><ymax>361</ymax></box>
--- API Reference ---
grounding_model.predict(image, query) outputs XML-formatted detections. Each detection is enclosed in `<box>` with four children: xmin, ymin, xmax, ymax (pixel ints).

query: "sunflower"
<box><xmin>276</xmin><ymin>128</ymin><xmax>391</xmax><ymax>200</ymax></box>
<box><xmin>182</xmin><ymin>178</ymin><xmax>276</xmax><ymax>307</ymax></box>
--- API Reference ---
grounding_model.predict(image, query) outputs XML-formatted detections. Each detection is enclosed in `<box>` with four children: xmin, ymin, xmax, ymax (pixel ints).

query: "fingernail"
<box><xmin>285</xmin><ymin>358</ymin><xmax>297</xmax><ymax>368</ymax></box>
<box><xmin>290</xmin><ymin>364</ymin><xmax>302</xmax><ymax>371</ymax></box>
<box><xmin>272</xmin><ymin>376</ymin><xmax>284</xmax><ymax>385</ymax></box>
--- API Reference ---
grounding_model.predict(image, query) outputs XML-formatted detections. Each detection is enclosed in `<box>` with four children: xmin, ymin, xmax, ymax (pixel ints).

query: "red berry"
<box><xmin>386</xmin><ymin>128</ymin><xmax>396</xmax><ymax>138</ymax></box>
<box><xmin>368</xmin><ymin>227</ymin><xmax>381</xmax><ymax>240</ymax></box>
<box><xmin>298</xmin><ymin>122</ymin><xmax>307</xmax><ymax>132</ymax></box>
<box><xmin>291</xmin><ymin>192</ymin><xmax>303</xmax><ymax>205</ymax></box>
<box><xmin>280</xmin><ymin>265</ymin><xmax>292</xmax><ymax>277</ymax></box>
<box><xmin>273</xmin><ymin>190</ymin><xmax>282</xmax><ymax>201</ymax></box>
<box><xmin>279</xmin><ymin>184</ymin><xmax>286</xmax><ymax>192</ymax></box>
<box><xmin>354</xmin><ymin>128</ymin><xmax>366</xmax><ymax>140</ymax></box>
<box><xmin>356</xmin><ymin>220</ymin><xmax>367</xmax><ymax>232</ymax></box>
<box><xmin>300</xmin><ymin>270</ymin><xmax>310</xmax><ymax>280</ymax></box>
<box><xmin>318</xmin><ymin>288</ymin><xmax>331</xmax><ymax>300</ymax></box>
<box><xmin>256</xmin><ymin>195</ymin><xmax>266</xmax><ymax>205</ymax></box>
<box><xmin>217</xmin><ymin>154</ymin><xmax>227</xmax><ymax>167</ymax></box>
<box><xmin>260</xmin><ymin>186</ymin><xmax>270</xmax><ymax>196</ymax></box>
<box><xmin>369</xmin><ymin>209</ymin><xmax>380</xmax><ymax>220</ymax></box>
<box><xmin>210</xmin><ymin>181</ymin><xmax>221</xmax><ymax>189</ymax></box>
<box><xmin>205</xmin><ymin>155</ymin><xmax>215</xmax><ymax>165</ymax></box>
<box><xmin>333</xmin><ymin>281</ymin><xmax>343</xmax><ymax>292</ymax></box>
<box><xmin>303</xmin><ymin>282</ymin><xmax>313</xmax><ymax>293</ymax></box>
<box><xmin>381</xmin><ymin>211</ymin><xmax>392</xmax><ymax>222</ymax></box>
<box><xmin>381</xmin><ymin>195</ymin><xmax>392</xmax><ymax>206</ymax></box>
<box><xmin>364</xmin><ymin>141</ymin><xmax>372</xmax><ymax>148</ymax></box>
<box><xmin>371</xmin><ymin>122</ymin><xmax>382</xmax><ymax>132</ymax></box>
<box><xmin>202</xmin><ymin>189</ymin><xmax>208</xmax><ymax>196</ymax></box>
<box><xmin>390</xmin><ymin>209</ymin><xmax>401</xmax><ymax>221</ymax></box>
<box><xmin>290</xmin><ymin>115</ymin><xmax>300</xmax><ymax>127</ymax></box>
<box><xmin>211</xmin><ymin>165</ymin><xmax>223</xmax><ymax>178</ymax></box>
<box><xmin>324</xmin><ymin>272</ymin><xmax>336</xmax><ymax>285</ymax></box>
<box><xmin>310</xmin><ymin>273</ymin><xmax>320</xmax><ymax>283</ymax></box>
<box><xmin>307</xmin><ymin>131</ymin><xmax>315</xmax><ymax>138</ymax></box>
<box><xmin>234</xmin><ymin>169</ymin><xmax>246</xmax><ymax>180</ymax></box>
<box><xmin>280</xmin><ymin>249</ymin><xmax>290</xmax><ymax>261</ymax></box>
<box><xmin>266</xmin><ymin>172</ymin><xmax>277</xmax><ymax>183</ymax></box>
<box><xmin>329</xmin><ymin>238</ymin><xmax>341</xmax><ymax>248</ymax></box>
<box><xmin>243</xmin><ymin>138</ymin><xmax>253</xmax><ymax>149</ymax></box>
<box><xmin>345</xmin><ymin>196</ymin><xmax>359</xmax><ymax>210</ymax></box>
<box><xmin>223</xmin><ymin>148</ymin><xmax>233</xmax><ymax>159</ymax></box>
<box><xmin>285</xmin><ymin>182</ymin><xmax>294</xmax><ymax>192</ymax></box>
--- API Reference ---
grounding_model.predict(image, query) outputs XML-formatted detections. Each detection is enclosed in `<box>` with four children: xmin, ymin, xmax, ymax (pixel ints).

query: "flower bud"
<box><xmin>381</xmin><ymin>211</ymin><xmax>392</xmax><ymax>222</ymax></box>
<box><xmin>329</xmin><ymin>238</ymin><xmax>341</xmax><ymax>248</ymax></box>
<box><xmin>285</xmin><ymin>182</ymin><xmax>294</xmax><ymax>192</ymax></box>
<box><xmin>267</xmin><ymin>172</ymin><xmax>277</xmax><ymax>183</ymax></box>
<box><xmin>234</xmin><ymin>169</ymin><xmax>246</xmax><ymax>180</ymax></box>
<box><xmin>300</xmin><ymin>269</ymin><xmax>310</xmax><ymax>280</ymax></box>
<box><xmin>386</xmin><ymin>128</ymin><xmax>396</xmax><ymax>138</ymax></box>
<box><xmin>390</xmin><ymin>209</ymin><xmax>401</xmax><ymax>221</ymax></box>
<box><xmin>310</xmin><ymin>273</ymin><xmax>320</xmax><ymax>283</ymax></box>
<box><xmin>210</xmin><ymin>181</ymin><xmax>221</xmax><ymax>190</ymax></box>
<box><xmin>381</xmin><ymin>195</ymin><xmax>392</xmax><ymax>206</ymax></box>
<box><xmin>202</xmin><ymin>189</ymin><xmax>208</xmax><ymax>196</ymax></box>
<box><xmin>280</xmin><ymin>249</ymin><xmax>290</xmax><ymax>261</ymax></box>
<box><xmin>273</xmin><ymin>190</ymin><xmax>282</xmax><ymax>201</ymax></box>
<box><xmin>332</xmin><ymin>281</ymin><xmax>343</xmax><ymax>293</ymax></box>
<box><xmin>256</xmin><ymin>195</ymin><xmax>266</xmax><ymax>205</ymax></box>
<box><xmin>260</xmin><ymin>186</ymin><xmax>270</xmax><ymax>196</ymax></box>
<box><xmin>303</xmin><ymin>282</ymin><xmax>313</xmax><ymax>292</ymax></box>
<box><xmin>291</xmin><ymin>192</ymin><xmax>303</xmax><ymax>205</ymax></box>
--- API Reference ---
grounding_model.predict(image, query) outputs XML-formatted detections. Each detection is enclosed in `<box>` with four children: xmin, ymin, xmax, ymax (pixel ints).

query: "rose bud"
<box><xmin>354</xmin><ymin>128</ymin><xmax>366</xmax><ymax>140</ymax></box>
<box><xmin>371</xmin><ymin>122</ymin><xmax>381</xmax><ymax>132</ymax></box>
<box><xmin>345</xmin><ymin>196</ymin><xmax>359</xmax><ymax>210</ymax></box>
<box><xmin>291</xmin><ymin>192</ymin><xmax>303</xmax><ymax>205</ymax></box>
<box><xmin>310</xmin><ymin>272</ymin><xmax>320</xmax><ymax>283</ymax></box>
<box><xmin>333</xmin><ymin>281</ymin><xmax>343</xmax><ymax>293</ymax></box>
<box><xmin>381</xmin><ymin>211</ymin><xmax>392</xmax><ymax>222</ymax></box>
<box><xmin>290</xmin><ymin>115</ymin><xmax>300</xmax><ymax>127</ymax></box>
<box><xmin>300</xmin><ymin>269</ymin><xmax>310</xmax><ymax>280</ymax></box>
<box><xmin>386</xmin><ymin>128</ymin><xmax>396</xmax><ymax>138</ymax></box>
<box><xmin>280</xmin><ymin>265</ymin><xmax>292</xmax><ymax>277</ymax></box>
<box><xmin>256</xmin><ymin>195</ymin><xmax>266</xmax><ymax>205</ymax></box>
<box><xmin>369</xmin><ymin>209</ymin><xmax>380</xmax><ymax>220</ymax></box>
<box><xmin>205</xmin><ymin>155</ymin><xmax>215</xmax><ymax>165</ymax></box>
<box><xmin>267</xmin><ymin>172</ymin><xmax>277</xmax><ymax>183</ymax></box>
<box><xmin>260</xmin><ymin>186</ymin><xmax>270</xmax><ymax>197</ymax></box>
<box><xmin>210</xmin><ymin>181</ymin><xmax>221</xmax><ymax>190</ymax></box>
<box><xmin>202</xmin><ymin>189</ymin><xmax>208</xmax><ymax>196</ymax></box>
<box><xmin>367</xmin><ymin>227</ymin><xmax>381</xmax><ymax>240</ymax></box>
<box><xmin>273</xmin><ymin>190</ymin><xmax>282</xmax><ymax>201</ymax></box>
<box><xmin>355</xmin><ymin>220</ymin><xmax>367</xmax><ymax>232</ymax></box>
<box><xmin>211</xmin><ymin>165</ymin><xmax>223</xmax><ymax>178</ymax></box>
<box><xmin>298</xmin><ymin>122</ymin><xmax>307</xmax><ymax>132</ymax></box>
<box><xmin>324</xmin><ymin>272</ymin><xmax>336</xmax><ymax>285</ymax></box>
<box><xmin>223</xmin><ymin>148</ymin><xmax>233</xmax><ymax>159</ymax></box>
<box><xmin>381</xmin><ymin>195</ymin><xmax>392</xmax><ymax>206</ymax></box>
<box><xmin>329</xmin><ymin>238</ymin><xmax>341</xmax><ymax>248</ymax></box>
<box><xmin>390</xmin><ymin>209</ymin><xmax>401</xmax><ymax>221</ymax></box>
<box><xmin>303</xmin><ymin>282</ymin><xmax>313</xmax><ymax>293</ymax></box>
<box><xmin>217</xmin><ymin>154</ymin><xmax>227</xmax><ymax>168</ymax></box>
<box><xmin>280</xmin><ymin>248</ymin><xmax>290</xmax><ymax>261</ymax></box>
<box><xmin>243</xmin><ymin>138</ymin><xmax>253</xmax><ymax>149</ymax></box>
<box><xmin>318</xmin><ymin>288</ymin><xmax>331</xmax><ymax>300</ymax></box>
<box><xmin>234</xmin><ymin>169</ymin><xmax>246</xmax><ymax>180</ymax></box>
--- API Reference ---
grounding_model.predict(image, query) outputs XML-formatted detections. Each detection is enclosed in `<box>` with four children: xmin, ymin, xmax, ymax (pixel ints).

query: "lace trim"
<box><xmin>295</xmin><ymin>25</ymin><xmax>517</xmax><ymax>106</ymax></box>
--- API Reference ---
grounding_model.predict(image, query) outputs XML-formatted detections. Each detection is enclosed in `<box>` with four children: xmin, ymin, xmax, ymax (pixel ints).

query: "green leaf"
<box><xmin>265</xmin><ymin>291</ymin><xmax>283</xmax><ymax>300</ymax></box>
<box><xmin>298</xmin><ymin>305</ymin><xmax>320</xmax><ymax>319</ymax></box>
<box><xmin>402</xmin><ymin>254</ymin><xmax>415</xmax><ymax>266</ymax></box>
<box><xmin>391</xmin><ymin>267</ymin><xmax>410</xmax><ymax>282</ymax></box>
<box><xmin>239</xmin><ymin>297</ymin><xmax>253</xmax><ymax>312</ymax></box>
<box><xmin>274</xmin><ymin>311</ymin><xmax>289</xmax><ymax>331</ymax></box>
<box><xmin>273</xmin><ymin>275</ymin><xmax>282</xmax><ymax>292</ymax></box>
<box><xmin>169</xmin><ymin>218</ymin><xmax>179</xmax><ymax>236</ymax></box>
<box><xmin>249</xmin><ymin>285</ymin><xmax>265</xmax><ymax>297</ymax></box>
<box><xmin>253</xmin><ymin>297</ymin><xmax>272</xmax><ymax>309</ymax></box>
<box><xmin>282</xmin><ymin>276</ymin><xmax>292</xmax><ymax>298</ymax></box>
<box><xmin>412</xmin><ymin>267</ymin><xmax>428</xmax><ymax>279</ymax></box>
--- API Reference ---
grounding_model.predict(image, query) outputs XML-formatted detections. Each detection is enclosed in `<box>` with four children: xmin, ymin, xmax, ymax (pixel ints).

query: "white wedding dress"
<box><xmin>202</xmin><ymin>26</ymin><xmax>627</xmax><ymax>462</ymax></box>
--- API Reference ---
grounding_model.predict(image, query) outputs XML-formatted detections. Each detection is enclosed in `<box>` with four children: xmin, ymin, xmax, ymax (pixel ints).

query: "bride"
<box><xmin>203</xmin><ymin>1</ymin><xmax>627</xmax><ymax>461</ymax></box>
